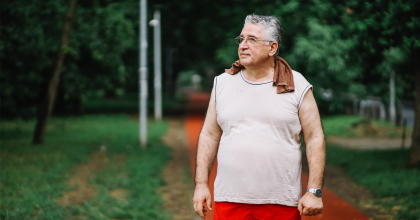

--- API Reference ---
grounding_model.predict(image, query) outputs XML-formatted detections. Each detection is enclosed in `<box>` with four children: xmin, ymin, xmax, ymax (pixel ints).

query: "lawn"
<box><xmin>320</xmin><ymin>115</ymin><xmax>420</xmax><ymax>220</ymax></box>
<box><xmin>0</xmin><ymin>115</ymin><xmax>172</xmax><ymax>220</ymax></box>
<box><xmin>322</xmin><ymin>115</ymin><xmax>412</xmax><ymax>138</ymax></box>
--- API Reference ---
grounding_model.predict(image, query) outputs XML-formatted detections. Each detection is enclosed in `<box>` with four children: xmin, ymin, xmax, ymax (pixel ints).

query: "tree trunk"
<box><xmin>32</xmin><ymin>0</ymin><xmax>78</xmax><ymax>144</ymax></box>
<box><xmin>407</xmin><ymin>47</ymin><xmax>420</xmax><ymax>168</ymax></box>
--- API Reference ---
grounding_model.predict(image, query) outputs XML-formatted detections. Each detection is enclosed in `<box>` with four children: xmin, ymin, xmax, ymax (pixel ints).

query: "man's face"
<box><xmin>238</xmin><ymin>23</ymin><xmax>272</xmax><ymax>67</ymax></box>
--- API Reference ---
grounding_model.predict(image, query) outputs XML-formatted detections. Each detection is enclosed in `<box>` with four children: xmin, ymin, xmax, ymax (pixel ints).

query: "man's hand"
<box><xmin>193</xmin><ymin>184</ymin><xmax>212</xmax><ymax>218</ymax></box>
<box><xmin>298</xmin><ymin>192</ymin><xmax>323</xmax><ymax>216</ymax></box>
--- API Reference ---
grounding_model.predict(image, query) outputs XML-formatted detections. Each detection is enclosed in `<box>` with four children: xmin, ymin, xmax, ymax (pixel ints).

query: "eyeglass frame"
<box><xmin>235</xmin><ymin>36</ymin><xmax>274</xmax><ymax>45</ymax></box>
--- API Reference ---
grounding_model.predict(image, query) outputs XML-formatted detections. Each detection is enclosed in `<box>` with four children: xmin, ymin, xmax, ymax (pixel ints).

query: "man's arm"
<box><xmin>297</xmin><ymin>89</ymin><xmax>326</xmax><ymax>216</ymax></box>
<box><xmin>193</xmin><ymin>88</ymin><xmax>223</xmax><ymax>218</ymax></box>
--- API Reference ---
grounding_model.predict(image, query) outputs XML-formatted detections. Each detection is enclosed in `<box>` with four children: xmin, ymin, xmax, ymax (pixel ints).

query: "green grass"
<box><xmin>322</xmin><ymin>115</ymin><xmax>411</xmax><ymax>138</ymax></box>
<box><xmin>319</xmin><ymin>115</ymin><xmax>420</xmax><ymax>220</ymax></box>
<box><xmin>0</xmin><ymin>115</ymin><xmax>172</xmax><ymax>220</ymax></box>
<box><xmin>325</xmin><ymin>145</ymin><xmax>420</xmax><ymax>220</ymax></box>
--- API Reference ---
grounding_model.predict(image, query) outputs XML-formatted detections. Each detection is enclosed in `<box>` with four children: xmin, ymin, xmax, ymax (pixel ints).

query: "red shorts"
<box><xmin>214</xmin><ymin>202</ymin><xmax>301</xmax><ymax>220</ymax></box>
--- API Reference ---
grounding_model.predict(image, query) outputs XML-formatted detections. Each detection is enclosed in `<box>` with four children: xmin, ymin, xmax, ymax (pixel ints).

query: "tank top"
<box><xmin>213</xmin><ymin>69</ymin><xmax>313</xmax><ymax>207</ymax></box>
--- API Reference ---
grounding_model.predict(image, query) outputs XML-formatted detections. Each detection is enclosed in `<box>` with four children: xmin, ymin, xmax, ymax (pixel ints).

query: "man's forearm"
<box><xmin>195</xmin><ymin>132</ymin><xmax>219</xmax><ymax>186</ymax></box>
<box><xmin>306</xmin><ymin>137</ymin><xmax>326</xmax><ymax>188</ymax></box>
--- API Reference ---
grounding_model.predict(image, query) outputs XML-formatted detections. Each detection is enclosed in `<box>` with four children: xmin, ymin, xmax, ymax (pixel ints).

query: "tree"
<box><xmin>1</xmin><ymin>0</ymin><xmax>137</xmax><ymax>119</ymax></box>
<box><xmin>409</xmin><ymin>47</ymin><xmax>420</xmax><ymax>167</ymax></box>
<box><xmin>1</xmin><ymin>1</ymin><xmax>68</xmax><ymax>118</ymax></box>
<box><xmin>32</xmin><ymin>0</ymin><xmax>78</xmax><ymax>144</ymax></box>
<box><xmin>344</xmin><ymin>0</ymin><xmax>420</xmax><ymax>166</ymax></box>
<box><xmin>2</xmin><ymin>0</ymin><xmax>418</xmax><ymax>157</ymax></box>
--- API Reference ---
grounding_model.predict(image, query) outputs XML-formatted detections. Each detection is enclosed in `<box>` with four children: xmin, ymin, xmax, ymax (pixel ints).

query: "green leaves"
<box><xmin>1</xmin><ymin>0</ymin><xmax>138</xmax><ymax>118</ymax></box>
<box><xmin>1</xmin><ymin>0</ymin><xmax>418</xmax><ymax>117</ymax></box>
<box><xmin>213</xmin><ymin>0</ymin><xmax>417</xmax><ymax>114</ymax></box>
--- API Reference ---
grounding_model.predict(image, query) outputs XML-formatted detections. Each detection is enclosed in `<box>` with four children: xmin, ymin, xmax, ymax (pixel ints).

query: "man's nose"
<box><xmin>239</xmin><ymin>40</ymin><xmax>249</xmax><ymax>50</ymax></box>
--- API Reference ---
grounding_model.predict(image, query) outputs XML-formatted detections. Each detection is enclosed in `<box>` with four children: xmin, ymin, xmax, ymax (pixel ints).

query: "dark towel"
<box><xmin>225</xmin><ymin>56</ymin><xmax>295</xmax><ymax>94</ymax></box>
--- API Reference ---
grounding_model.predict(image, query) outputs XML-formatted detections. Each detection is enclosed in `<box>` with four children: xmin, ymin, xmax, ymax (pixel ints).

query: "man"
<box><xmin>193</xmin><ymin>14</ymin><xmax>325</xmax><ymax>219</ymax></box>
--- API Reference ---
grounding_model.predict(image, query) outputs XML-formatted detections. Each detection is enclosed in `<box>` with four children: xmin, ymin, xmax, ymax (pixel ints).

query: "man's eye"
<box><xmin>250</xmin><ymin>38</ymin><xmax>257</xmax><ymax>43</ymax></box>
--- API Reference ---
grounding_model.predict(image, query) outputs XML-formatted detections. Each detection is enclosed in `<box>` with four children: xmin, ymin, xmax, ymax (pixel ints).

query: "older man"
<box><xmin>193</xmin><ymin>14</ymin><xmax>325</xmax><ymax>219</ymax></box>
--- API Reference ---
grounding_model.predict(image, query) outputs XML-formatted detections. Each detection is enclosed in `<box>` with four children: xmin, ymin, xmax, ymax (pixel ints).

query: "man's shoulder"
<box><xmin>218</xmin><ymin>72</ymin><xmax>235</xmax><ymax>78</ymax></box>
<box><xmin>215</xmin><ymin>72</ymin><xmax>239</xmax><ymax>82</ymax></box>
<box><xmin>292</xmin><ymin>70</ymin><xmax>310</xmax><ymax>85</ymax></box>
<box><xmin>291</xmin><ymin>69</ymin><xmax>305</xmax><ymax>80</ymax></box>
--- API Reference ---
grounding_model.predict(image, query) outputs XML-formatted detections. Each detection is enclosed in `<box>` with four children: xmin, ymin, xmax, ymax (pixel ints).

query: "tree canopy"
<box><xmin>1</xmin><ymin>0</ymin><xmax>418</xmax><ymax>117</ymax></box>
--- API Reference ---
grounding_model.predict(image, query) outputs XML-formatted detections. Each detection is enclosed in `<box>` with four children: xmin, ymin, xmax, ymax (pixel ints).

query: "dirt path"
<box><xmin>185</xmin><ymin>93</ymin><xmax>217</xmax><ymax>220</ymax></box>
<box><xmin>160</xmin><ymin>118</ymin><xmax>197</xmax><ymax>220</ymax></box>
<box><xmin>301</xmin><ymin>172</ymin><xmax>371</xmax><ymax>220</ymax></box>
<box><xmin>312</xmin><ymin>165</ymin><xmax>394</xmax><ymax>220</ymax></box>
<box><xmin>57</xmin><ymin>117</ymin><xmax>198</xmax><ymax>219</ymax></box>
<box><xmin>184</xmin><ymin>92</ymin><xmax>374</xmax><ymax>220</ymax></box>
<box><xmin>57</xmin><ymin>150</ymin><xmax>109</xmax><ymax>206</ymax></box>
<box><xmin>327</xmin><ymin>136</ymin><xmax>411</xmax><ymax>150</ymax></box>
<box><xmin>57</xmin><ymin>150</ymin><xmax>129</xmax><ymax>207</ymax></box>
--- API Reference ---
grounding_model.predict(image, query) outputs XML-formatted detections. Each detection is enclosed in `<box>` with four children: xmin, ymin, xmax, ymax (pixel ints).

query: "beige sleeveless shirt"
<box><xmin>213</xmin><ymin>70</ymin><xmax>312</xmax><ymax>207</ymax></box>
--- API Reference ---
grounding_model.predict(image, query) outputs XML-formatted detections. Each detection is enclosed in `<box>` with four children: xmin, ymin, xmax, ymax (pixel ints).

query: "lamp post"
<box><xmin>149</xmin><ymin>9</ymin><xmax>162</xmax><ymax>121</ymax></box>
<box><xmin>139</xmin><ymin>0</ymin><xmax>148</xmax><ymax>147</ymax></box>
<box><xmin>389</xmin><ymin>69</ymin><xmax>396</xmax><ymax>124</ymax></box>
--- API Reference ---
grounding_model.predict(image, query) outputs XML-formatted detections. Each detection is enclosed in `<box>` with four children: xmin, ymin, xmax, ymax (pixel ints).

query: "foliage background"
<box><xmin>1</xmin><ymin>0</ymin><xmax>418</xmax><ymax>118</ymax></box>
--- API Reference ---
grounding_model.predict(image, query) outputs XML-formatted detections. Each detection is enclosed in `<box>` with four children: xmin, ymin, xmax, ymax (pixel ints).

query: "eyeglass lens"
<box><xmin>235</xmin><ymin>37</ymin><xmax>244</xmax><ymax>44</ymax></box>
<box><xmin>235</xmin><ymin>37</ymin><xmax>256</xmax><ymax>44</ymax></box>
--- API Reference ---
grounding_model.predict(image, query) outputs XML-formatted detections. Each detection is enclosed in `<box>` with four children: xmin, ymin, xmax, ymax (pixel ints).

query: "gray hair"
<box><xmin>244</xmin><ymin>14</ymin><xmax>283</xmax><ymax>55</ymax></box>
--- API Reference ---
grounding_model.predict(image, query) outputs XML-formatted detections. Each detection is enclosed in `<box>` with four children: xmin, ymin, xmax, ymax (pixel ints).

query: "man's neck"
<box><xmin>243</xmin><ymin>56</ymin><xmax>275</xmax><ymax>82</ymax></box>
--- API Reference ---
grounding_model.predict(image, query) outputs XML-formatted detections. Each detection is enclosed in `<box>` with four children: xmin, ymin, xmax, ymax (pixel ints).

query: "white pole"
<box><xmin>150</xmin><ymin>10</ymin><xmax>162</xmax><ymax>121</ymax></box>
<box><xmin>390</xmin><ymin>69</ymin><xmax>396</xmax><ymax>124</ymax></box>
<box><xmin>139</xmin><ymin>0</ymin><xmax>148</xmax><ymax>147</ymax></box>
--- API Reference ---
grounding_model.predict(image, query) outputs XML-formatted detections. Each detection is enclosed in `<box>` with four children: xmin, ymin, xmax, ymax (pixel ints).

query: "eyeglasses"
<box><xmin>235</xmin><ymin>36</ymin><xmax>273</xmax><ymax>45</ymax></box>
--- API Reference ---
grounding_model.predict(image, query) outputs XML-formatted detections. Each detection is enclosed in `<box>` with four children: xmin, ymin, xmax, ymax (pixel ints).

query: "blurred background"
<box><xmin>1</xmin><ymin>0</ymin><xmax>419</xmax><ymax>220</ymax></box>
<box><xmin>1</xmin><ymin>0</ymin><xmax>418</xmax><ymax>118</ymax></box>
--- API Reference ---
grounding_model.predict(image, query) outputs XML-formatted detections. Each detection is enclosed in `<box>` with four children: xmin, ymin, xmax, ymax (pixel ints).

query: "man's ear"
<box><xmin>269</xmin><ymin>42</ymin><xmax>278</xmax><ymax>56</ymax></box>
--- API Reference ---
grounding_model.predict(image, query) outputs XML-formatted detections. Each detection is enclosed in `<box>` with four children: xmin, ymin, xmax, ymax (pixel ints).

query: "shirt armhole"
<box><xmin>297</xmin><ymin>84</ymin><xmax>313</xmax><ymax>110</ymax></box>
<box><xmin>214</xmin><ymin>76</ymin><xmax>218</xmax><ymax>103</ymax></box>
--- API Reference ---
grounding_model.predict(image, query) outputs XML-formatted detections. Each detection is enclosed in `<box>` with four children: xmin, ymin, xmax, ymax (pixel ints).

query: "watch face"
<box><xmin>315</xmin><ymin>189</ymin><xmax>322</xmax><ymax>197</ymax></box>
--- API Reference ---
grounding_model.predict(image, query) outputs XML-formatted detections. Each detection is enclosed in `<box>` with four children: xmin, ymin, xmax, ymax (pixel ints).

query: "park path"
<box><xmin>184</xmin><ymin>92</ymin><xmax>372</xmax><ymax>220</ymax></box>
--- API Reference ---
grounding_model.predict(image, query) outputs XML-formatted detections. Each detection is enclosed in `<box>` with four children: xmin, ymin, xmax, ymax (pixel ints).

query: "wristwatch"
<box><xmin>307</xmin><ymin>188</ymin><xmax>322</xmax><ymax>197</ymax></box>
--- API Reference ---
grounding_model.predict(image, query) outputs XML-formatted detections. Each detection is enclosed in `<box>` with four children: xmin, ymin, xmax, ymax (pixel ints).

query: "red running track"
<box><xmin>185</xmin><ymin>92</ymin><xmax>371</xmax><ymax>220</ymax></box>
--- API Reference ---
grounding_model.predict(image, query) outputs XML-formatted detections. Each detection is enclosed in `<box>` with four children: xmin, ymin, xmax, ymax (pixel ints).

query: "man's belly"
<box><xmin>214</xmin><ymin>136</ymin><xmax>302</xmax><ymax>205</ymax></box>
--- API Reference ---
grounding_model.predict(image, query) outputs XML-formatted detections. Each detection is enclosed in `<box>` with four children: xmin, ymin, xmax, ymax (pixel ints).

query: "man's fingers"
<box><xmin>194</xmin><ymin>205</ymin><xmax>202</xmax><ymax>217</ymax></box>
<box><xmin>308</xmin><ymin>210</ymin><xmax>314</xmax><ymax>216</ymax></box>
<box><xmin>297</xmin><ymin>202</ymin><xmax>303</xmax><ymax>215</ymax></box>
<box><xmin>193</xmin><ymin>202</ymin><xmax>197</xmax><ymax>213</ymax></box>
<box><xmin>202</xmin><ymin>205</ymin><xmax>207</xmax><ymax>219</ymax></box>
<box><xmin>308</xmin><ymin>207</ymin><xmax>321</xmax><ymax>216</ymax></box>
<box><xmin>206</xmin><ymin>196</ymin><xmax>212</xmax><ymax>210</ymax></box>
<box><xmin>193</xmin><ymin>202</ymin><xmax>204</xmax><ymax>218</ymax></box>
<box><xmin>298</xmin><ymin>194</ymin><xmax>323</xmax><ymax>216</ymax></box>
<box><xmin>314</xmin><ymin>207</ymin><xmax>322</xmax><ymax>215</ymax></box>
<box><xmin>302</xmin><ymin>207</ymin><xmax>310</xmax><ymax>216</ymax></box>
<box><xmin>304</xmin><ymin>207</ymin><xmax>324</xmax><ymax>216</ymax></box>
